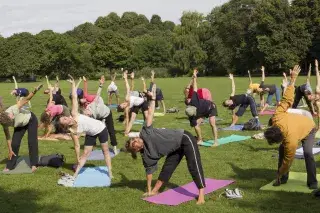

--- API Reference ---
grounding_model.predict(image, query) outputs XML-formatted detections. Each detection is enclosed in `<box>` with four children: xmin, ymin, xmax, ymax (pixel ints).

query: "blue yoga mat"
<box><xmin>73</xmin><ymin>166</ymin><xmax>111</xmax><ymax>187</ymax></box>
<box><xmin>200</xmin><ymin>134</ymin><xmax>251</xmax><ymax>147</ymax></box>
<box><xmin>108</xmin><ymin>104</ymin><xmax>118</xmax><ymax>109</ymax></box>
<box><xmin>87</xmin><ymin>149</ymin><xmax>119</xmax><ymax>161</ymax></box>
<box><xmin>219</xmin><ymin>125</ymin><xmax>244</xmax><ymax>131</ymax></box>
<box><xmin>134</xmin><ymin>120</ymin><xmax>145</xmax><ymax>125</ymax></box>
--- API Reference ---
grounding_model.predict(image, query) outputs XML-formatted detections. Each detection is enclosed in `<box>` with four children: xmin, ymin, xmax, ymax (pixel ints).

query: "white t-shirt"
<box><xmin>108</xmin><ymin>81</ymin><xmax>118</xmax><ymax>92</ymax></box>
<box><xmin>287</xmin><ymin>108</ymin><xmax>313</xmax><ymax>120</ymax></box>
<box><xmin>77</xmin><ymin>114</ymin><xmax>105</xmax><ymax>136</ymax></box>
<box><xmin>129</xmin><ymin>96</ymin><xmax>144</xmax><ymax>108</ymax></box>
<box><xmin>5</xmin><ymin>105</ymin><xmax>31</xmax><ymax>127</ymax></box>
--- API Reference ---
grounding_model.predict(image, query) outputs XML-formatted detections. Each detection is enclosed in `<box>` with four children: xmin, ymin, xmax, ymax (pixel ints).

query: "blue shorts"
<box><xmin>266</xmin><ymin>86</ymin><xmax>281</xmax><ymax>105</ymax></box>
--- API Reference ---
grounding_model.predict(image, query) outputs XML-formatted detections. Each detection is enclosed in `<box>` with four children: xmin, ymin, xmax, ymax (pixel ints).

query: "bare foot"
<box><xmin>211</xmin><ymin>143</ymin><xmax>219</xmax><ymax>147</ymax></box>
<box><xmin>31</xmin><ymin>166</ymin><xmax>37</xmax><ymax>172</ymax></box>
<box><xmin>3</xmin><ymin>168</ymin><xmax>9</xmax><ymax>172</ymax></box>
<box><xmin>196</xmin><ymin>198</ymin><xmax>205</xmax><ymax>205</ymax></box>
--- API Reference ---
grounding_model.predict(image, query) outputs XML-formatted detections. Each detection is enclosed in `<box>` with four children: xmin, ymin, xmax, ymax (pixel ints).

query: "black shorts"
<box><xmin>156</xmin><ymin>89</ymin><xmax>164</xmax><ymax>101</ymax></box>
<box><xmin>84</xmin><ymin>127</ymin><xmax>108</xmax><ymax>146</ymax></box>
<box><xmin>130</xmin><ymin>101</ymin><xmax>149</xmax><ymax>114</ymax></box>
<box><xmin>207</xmin><ymin>103</ymin><xmax>218</xmax><ymax>118</ymax></box>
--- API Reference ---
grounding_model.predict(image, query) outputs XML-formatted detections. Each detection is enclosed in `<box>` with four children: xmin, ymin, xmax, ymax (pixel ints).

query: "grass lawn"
<box><xmin>0</xmin><ymin>76</ymin><xmax>320</xmax><ymax>213</ymax></box>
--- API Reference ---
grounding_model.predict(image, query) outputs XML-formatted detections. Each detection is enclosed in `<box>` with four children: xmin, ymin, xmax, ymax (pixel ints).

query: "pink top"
<box><xmin>188</xmin><ymin>87</ymin><xmax>212</xmax><ymax>101</ymax></box>
<box><xmin>46</xmin><ymin>103</ymin><xmax>63</xmax><ymax>118</ymax></box>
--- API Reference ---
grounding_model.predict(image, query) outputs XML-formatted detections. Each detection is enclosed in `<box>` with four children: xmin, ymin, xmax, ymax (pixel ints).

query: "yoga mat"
<box><xmin>219</xmin><ymin>125</ymin><xmax>244</xmax><ymax>131</ymax></box>
<box><xmin>154</xmin><ymin>112</ymin><xmax>165</xmax><ymax>117</ymax></box>
<box><xmin>87</xmin><ymin>149</ymin><xmax>119</xmax><ymax>161</ymax></box>
<box><xmin>260</xmin><ymin>172</ymin><xmax>320</xmax><ymax>193</ymax></box>
<box><xmin>73</xmin><ymin>166</ymin><xmax>111</xmax><ymax>188</ymax></box>
<box><xmin>295</xmin><ymin>147</ymin><xmax>320</xmax><ymax>159</ymax></box>
<box><xmin>108</xmin><ymin>104</ymin><xmax>118</xmax><ymax>109</ymax></box>
<box><xmin>260</xmin><ymin>110</ymin><xmax>275</xmax><ymax>115</ymax></box>
<box><xmin>200</xmin><ymin>135</ymin><xmax>251</xmax><ymax>147</ymax></box>
<box><xmin>143</xmin><ymin>178</ymin><xmax>234</xmax><ymax>206</ymax></box>
<box><xmin>134</xmin><ymin>120</ymin><xmax>145</xmax><ymax>125</ymax></box>
<box><xmin>1</xmin><ymin>156</ymin><xmax>33</xmax><ymax>174</ymax></box>
<box><xmin>128</xmin><ymin>132</ymin><xmax>140</xmax><ymax>138</ymax></box>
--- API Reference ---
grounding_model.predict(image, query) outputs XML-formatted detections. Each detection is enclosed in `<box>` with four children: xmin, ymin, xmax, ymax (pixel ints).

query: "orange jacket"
<box><xmin>272</xmin><ymin>85</ymin><xmax>315</xmax><ymax>175</ymax></box>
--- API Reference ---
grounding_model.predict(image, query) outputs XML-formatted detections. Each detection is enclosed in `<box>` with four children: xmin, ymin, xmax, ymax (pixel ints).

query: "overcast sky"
<box><xmin>0</xmin><ymin>0</ymin><xmax>228</xmax><ymax>37</ymax></box>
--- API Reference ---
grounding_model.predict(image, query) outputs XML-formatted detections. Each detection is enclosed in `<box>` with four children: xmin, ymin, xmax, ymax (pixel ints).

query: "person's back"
<box><xmin>77</xmin><ymin>114</ymin><xmax>105</xmax><ymax>136</ymax></box>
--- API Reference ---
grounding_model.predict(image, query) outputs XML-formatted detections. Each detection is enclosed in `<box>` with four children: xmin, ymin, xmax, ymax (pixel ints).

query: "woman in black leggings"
<box><xmin>125</xmin><ymin>84</ymin><xmax>206</xmax><ymax>204</ymax></box>
<box><xmin>0</xmin><ymin>84</ymin><xmax>43</xmax><ymax>172</ymax></box>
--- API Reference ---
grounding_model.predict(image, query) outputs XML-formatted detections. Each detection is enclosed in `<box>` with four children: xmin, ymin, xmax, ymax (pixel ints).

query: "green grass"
<box><xmin>0</xmin><ymin>76</ymin><xmax>320</xmax><ymax>213</ymax></box>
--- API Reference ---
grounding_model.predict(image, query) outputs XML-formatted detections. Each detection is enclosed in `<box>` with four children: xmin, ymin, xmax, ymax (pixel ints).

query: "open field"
<box><xmin>0</xmin><ymin>76</ymin><xmax>320</xmax><ymax>213</ymax></box>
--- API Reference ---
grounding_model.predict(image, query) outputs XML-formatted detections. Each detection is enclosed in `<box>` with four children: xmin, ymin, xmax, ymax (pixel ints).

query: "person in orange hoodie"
<box><xmin>264</xmin><ymin>65</ymin><xmax>318</xmax><ymax>189</ymax></box>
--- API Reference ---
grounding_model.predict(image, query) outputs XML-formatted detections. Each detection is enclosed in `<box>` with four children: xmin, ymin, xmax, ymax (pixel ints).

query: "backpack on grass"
<box><xmin>38</xmin><ymin>153</ymin><xmax>65</xmax><ymax>168</ymax></box>
<box><xmin>242</xmin><ymin>118</ymin><xmax>261</xmax><ymax>131</ymax></box>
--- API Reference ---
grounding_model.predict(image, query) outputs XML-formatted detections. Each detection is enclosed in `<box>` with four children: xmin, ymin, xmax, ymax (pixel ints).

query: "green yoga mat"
<box><xmin>1</xmin><ymin>156</ymin><xmax>33</xmax><ymax>174</ymax></box>
<box><xmin>200</xmin><ymin>135</ymin><xmax>251</xmax><ymax>147</ymax></box>
<box><xmin>260</xmin><ymin>172</ymin><xmax>320</xmax><ymax>193</ymax></box>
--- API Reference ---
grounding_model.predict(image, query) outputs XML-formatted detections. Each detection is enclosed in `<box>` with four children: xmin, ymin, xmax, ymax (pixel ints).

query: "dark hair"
<box><xmin>304</xmin><ymin>90</ymin><xmax>312</xmax><ymax>96</ymax></box>
<box><xmin>222</xmin><ymin>101</ymin><xmax>228</xmax><ymax>107</ymax></box>
<box><xmin>125</xmin><ymin>139</ymin><xmax>137</xmax><ymax>159</ymax></box>
<box><xmin>40</xmin><ymin>112</ymin><xmax>51</xmax><ymax>125</ymax></box>
<box><xmin>264</xmin><ymin>126</ymin><xmax>284</xmax><ymax>144</ymax></box>
<box><xmin>117</xmin><ymin>115</ymin><xmax>125</xmax><ymax>122</ymax></box>
<box><xmin>117</xmin><ymin>105</ymin><xmax>124</xmax><ymax>112</ymax></box>
<box><xmin>268</xmin><ymin>117</ymin><xmax>273</xmax><ymax>126</ymax></box>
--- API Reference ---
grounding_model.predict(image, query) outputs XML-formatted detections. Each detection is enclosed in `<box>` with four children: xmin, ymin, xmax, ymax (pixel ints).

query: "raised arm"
<box><xmin>17</xmin><ymin>84</ymin><xmax>43</xmax><ymax>109</ymax></box>
<box><xmin>45</xmin><ymin>75</ymin><xmax>51</xmax><ymax>88</ymax></box>
<box><xmin>47</xmin><ymin>86</ymin><xmax>54</xmax><ymax>107</ymax></box>
<box><xmin>141</xmin><ymin>77</ymin><xmax>147</xmax><ymax>93</ymax></box>
<box><xmin>94</xmin><ymin>76</ymin><xmax>105</xmax><ymax>102</ymax></box>
<box><xmin>192</xmin><ymin>69</ymin><xmax>198</xmax><ymax>91</ymax></box>
<box><xmin>229</xmin><ymin>73</ymin><xmax>235</xmax><ymax>96</ymax></box>
<box><xmin>3</xmin><ymin>126</ymin><xmax>15</xmax><ymax>160</ymax></box>
<box><xmin>306</xmin><ymin>64</ymin><xmax>311</xmax><ymax>85</ymax></box>
<box><xmin>150</xmin><ymin>70</ymin><xmax>155</xmax><ymax>83</ymax></box>
<box><xmin>75</xmin><ymin>78</ymin><xmax>82</xmax><ymax>89</ymax></box>
<box><xmin>275</xmin><ymin>65</ymin><xmax>300</xmax><ymax>114</ymax></box>
<box><xmin>111</xmin><ymin>73</ymin><xmax>116</xmax><ymax>82</ymax></box>
<box><xmin>83</xmin><ymin>76</ymin><xmax>88</xmax><ymax>97</ymax></box>
<box><xmin>71</xmin><ymin>133</ymin><xmax>80</xmax><ymax>164</ymax></box>
<box><xmin>130</xmin><ymin>72</ymin><xmax>135</xmax><ymax>91</ymax></box>
<box><xmin>146</xmin><ymin>84</ymin><xmax>157</xmax><ymax>127</ymax></box>
<box><xmin>12</xmin><ymin>76</ymin><xmax>18</xmax><ymax>89</ymax></box>
<box><xmin>282</xmin><ymin>72</ymin><xmax>288</xmax><ymax>94</ymax></box>
<box><xmin>123</xmin><ymin>71</ymin><xmax>130</xmax><ymax>101</ymax></box>
<box><xmin>248</xmin><ymin>70</ymin><xmax>252</xmax><ymax>84</ymax></box>
<box><xmin>315</xmin><ymin>60</ymin><xmax>320</xmax><ymax>93</ymax></box>
<box><xmin>68</xmin><ymin>75</ymin><xmax>79</xmax><ymax>117</ymax></box>
<box><xmin>261</xmin><ymin>66</ymin><xmax>265</xmax><ymax>82</ymax></box>
<box><xmin>54</xmin><ymin>76</ymin><xmax>60</xmax><ymax>91</ymax></box>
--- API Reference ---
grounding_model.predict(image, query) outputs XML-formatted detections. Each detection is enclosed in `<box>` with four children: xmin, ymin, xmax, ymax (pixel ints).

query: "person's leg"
<box><xmin>181</xmin><ymin>131</ymin><xmax>206</xmax><ymax>204</ymax></box>
<box><xmin>292</xmin><ymin>87</ymin><xmax>302</xmax><ymax>109</ymax></box>
<box><xmin>73</xmin><ymin>145</ymin><xmax>94</xmax><ymax>177</ymax></box>
<box><xmin>275</xmin><ymin>87</ymin><xmax>281</xmax><ymax>105</ymax></box>
<box><xmin>260</xmin><ymin>94</ymin><xmax>272</xmax><ymax>113</ymax></box>
<box><xmin>248</xmin><ymin>96</ymin><xmax>259</xmax><ymax>118</ymax></box>
<box><xmin>108</xmin><ymin>92</ymin><xmax>112</xmax><ymax>105</ymax></box>
<box><xmin>156</xmin><ymin>149</ymin><xmax>184</xmax><ymax>193</ymax></box>
<box><xmin>301</xmin><ymin>129</ymin><xmax>318</xmax><ymax>188</ymax></box>
<box><xmin>208</xmin><ymin>116</ymin><xmax>218</xmax><ymax>146</ymax></box>
<box><xmin>104</xmin><ymin>111</ymin><xmax>117</xmax><ymax>148</ymax></box>
<box><xmin>115</xmin><ymin>90</ymin><xmax>120</xmax><ymax>105</ymax></box>
<box><xmin>277</xmin><ymin>144</ymin><xmax>289</xmax><ymax>183</ymax></box>
<box><xmin>5</xmin><ymin>127</ymin><xmax>27</xmax><ymax>170</ymax></box>
<box><xmin>98</xmin><ymin>128</ymin><xmax>112</xmax><ymax>178</ymax></box>
<box><xmin>27</xmin><ymin>113</ymin><xmax>39</xmax><ymax>172</ymax></box>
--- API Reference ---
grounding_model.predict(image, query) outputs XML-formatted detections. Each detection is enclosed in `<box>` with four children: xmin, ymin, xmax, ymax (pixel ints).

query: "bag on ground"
<box><xmin>38</xmin><ymin>153</ymin><xmax>65</xmax><ymax>168</ymax></box>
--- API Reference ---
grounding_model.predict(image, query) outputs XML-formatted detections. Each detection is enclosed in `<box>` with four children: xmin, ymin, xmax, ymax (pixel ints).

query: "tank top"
<box><xmin>77</xmin><ymin>114</ymin><xmax>105</xmax><ymax>136</ymax></box>
<box><xmin>129</xmin><ymin>96</ymin><xmax>144</xmax><ymax>108</ymax></box>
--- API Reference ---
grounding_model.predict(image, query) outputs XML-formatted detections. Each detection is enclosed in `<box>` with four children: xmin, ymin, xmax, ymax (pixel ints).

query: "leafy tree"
<box><xmin>67</xmin><ymin>22</ymin><xmax>104</xmax><ymax>45</ymax></box>
<box><xmin>95</xmin><ymin>12</ymin><xmax>121</xmax><ymax>31</ymax></box>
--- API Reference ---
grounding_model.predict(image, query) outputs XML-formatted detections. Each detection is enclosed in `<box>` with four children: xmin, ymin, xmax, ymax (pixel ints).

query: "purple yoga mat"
<box><xmin>143</xmin><ymin>178</ymin><xmax>234</xmax><ymax>206</ymax></box>
<box><xmin>260</xmin><ymin>110</ymin><xmax>275</xmax><ymax>115</ymax></box>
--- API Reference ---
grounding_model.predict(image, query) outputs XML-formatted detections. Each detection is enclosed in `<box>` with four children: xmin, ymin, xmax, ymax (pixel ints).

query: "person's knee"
<box><xmin>303</xmin><ymin>149</ymin><xmax>314</xmax><ymax>158</ymax></box>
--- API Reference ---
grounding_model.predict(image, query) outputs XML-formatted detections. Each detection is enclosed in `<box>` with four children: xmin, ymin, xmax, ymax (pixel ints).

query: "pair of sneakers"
<box><xmin>224</xmin><ymin>188</ymin><xmax>243</xmax><ymax>199</ymax></box>
<box><xmin>58</xmin><ymin>173</ymin><xmax>75</xmax><ymax>187</ymax></box>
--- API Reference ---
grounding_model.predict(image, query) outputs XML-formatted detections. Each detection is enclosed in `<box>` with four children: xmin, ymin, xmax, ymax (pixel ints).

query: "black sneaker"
<box><xmin>308</xmin><ymin>183</ymin><xmax>318</xmax><ymax>190</ymax></box>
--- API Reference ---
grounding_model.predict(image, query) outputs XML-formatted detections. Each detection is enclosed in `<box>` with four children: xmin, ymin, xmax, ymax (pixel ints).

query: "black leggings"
<box><xmin>292</xmin><ymin>86</ymin><xmax>313</xmax><ymax>112</ymax></box>
<box><xmin>236</xmin><ymin>95</ymin><xmax>258</xmax><ymax>117</ymax></box>
<box><xmin>6</xmin><ymin>112</ymin><xmax>39</xmax><ymax>170</ymax></box>
<box><xmin>104</xmin><ymin>111</ymin><xmax>117</xmax><ymax>147</ymax></box>
<box><xmin>158</xmin><ymin>131</ymin><xmax>206</xmax><ymax>189</ymax></box>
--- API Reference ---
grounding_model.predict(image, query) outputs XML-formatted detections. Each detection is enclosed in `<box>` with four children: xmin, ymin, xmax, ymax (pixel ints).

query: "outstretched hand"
<box><xmin>8</xmin><ymin>150</ymin><xmax>16</xmax><ymax>160</ymax></box>
<box><xmin>99</xmin><ymin>76</ymin><xmax>105</xmax><ymax>85</ymax></box>
<box><xmin>229</xmin><ymin>73</ymin><xmax>234</xmax><ymax>79</ymax></box>
<box><xmin>82</xmin><ymin>76</ymin><xmax>87</xmax><ymax>82</ymax></box>
<box><xmin>261</xmin><ymin>66</ymin><xmax>265</xmax><ymax>72</ymax></box>
<box><xmin>193</xmin><ymin>69</ymin><xmax>198</xmax><ymax>78</ymax></box>
<box><xmin>291</xmin><ymin>65</ymin><xmax>301</xmax><ymax>79</ymax></box>
<box><xmin>130</xmin><ymin>72</ymin><xmax>135</xmax><ymax>79</ymax></box>
<box><xmin>282</xmin><ymin>72</ymin><xmax>287</xmax><ymax>78</ymax></box>
<box><xmin>123</xmin><ymin>71</ymin><xmax>128</xmax><ymax>79</ymax></box>
<box><xmin>67</xmin><ymin>74</ymin><xmax>75</xmax><ymax>84</ymax></box>
<box><xmin>141</xmin><ymin>77</ymin><xmax>145</xmax><ymax>81</ymax></box>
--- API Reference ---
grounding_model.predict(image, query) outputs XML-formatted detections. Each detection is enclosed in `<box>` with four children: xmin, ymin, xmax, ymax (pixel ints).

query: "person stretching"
<box><xmin>0</xmin><ymin>84</ymin><xmax>43</xmax><ymax>172</ymax></box>
<box><xmin>247</xmin><ymin>70</ymin><xmax>260</xmax><ymax>96</ymax></box>
<box><xmin>222</xmin><ymin>74</ymin><xmax>260</xmax><ymax>127</ymax></box>
<box><xmin>78</xmin><ymin>76</ymin><xmax>97</xmax><ymax>108</ymax></box>
<box><xmin>185</xmin><ymin>69</ymin><xmax>218</xmax><ymax>146</ymax></box>
<box><xmin>39</xmin><ymin>86</ymin><xmax>71</xmax><ymax>138</ymax></box>
<box><xmin>125</xmin><ymin>84</ymin><xmax>206</xmax><ymax>204</ymax></box>
<box><xmin>82</xmin><ymin>76</ymin><xmax>118</xmax><ymax>154</ymax></box>
<box><xmin>184</xmin><ymin>79</ymin><xmax>212</xmax><ymax>104</ymax></box>
<box><xmin>107</xmin><ymin>73</ymin><xmax>120</xmax><ymax>106</ymax></box>
<box><xmin>44</xmin><ymin>76</ymin><xmax>68</xmax><ymax>107</ymax></box>
<box><xmin>118</xmin><ymin>71</ymin><xmax>149</xmax><ymax>135</ymax></box>
<box><xmin>264</xmin><ymin>65</ymin><xmax>317</xmax><ymax>189</ymax></box>
<box><xmin>257</xmin><ymin>66</ymin><xmax>281</xmax><ymax>113</ymax></box>
<box><xmin>147</xmin><ymin>70</ymin><xmax>166</xmax><ymax>112</ymax></box>
<box><xmin>58</xmin><ymin>75</ymin><xmax>112</xmax><ymax>187</ymax></box>
<box><xmin>11</xmin><ymin>76</ymin><xmax>31</xmax><ymax>108</ymax></box>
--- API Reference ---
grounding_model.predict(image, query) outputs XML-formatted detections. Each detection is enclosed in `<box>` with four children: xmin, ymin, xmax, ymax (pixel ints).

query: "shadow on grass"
<box><xmin>239</xmin><ymin>143</ymin><xmax>278</xmax><ymax>152</ymax></box>
<box><xmin>0</xmin><ymin>187</ymin><xmax>67</xmax><ymax>213</ymax></box>
<box><xmin>111</xmin><ymin>173</ymin><xmax>179</xmax><ymax>192</ymax></box>
<box><xmin>228</xmin><ymin>163</ymin><xmax>274</xmax><ymax>183</ymax></box>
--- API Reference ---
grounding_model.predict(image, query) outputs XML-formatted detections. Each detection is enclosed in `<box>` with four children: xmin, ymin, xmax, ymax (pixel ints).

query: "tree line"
<box><xmin>0</xmin><ymin>0</ymin><xmax>319</xmax><ymax>79</ymax></box>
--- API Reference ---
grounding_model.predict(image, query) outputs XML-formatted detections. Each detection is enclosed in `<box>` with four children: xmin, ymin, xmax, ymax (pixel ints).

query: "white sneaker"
<box><xmin>58</xmin><ymin>175</ymin><xmax>75</xmax><ymax>187</ymax></box>
<box><xmin>233</xmin><ymin>188</ymin><xmax>243</xmax><ymax>198</ymax></box>
<box><xmin>113</xmin><ymin>148</ymin><xmax>119</xmax><ymax>155</ymax></box>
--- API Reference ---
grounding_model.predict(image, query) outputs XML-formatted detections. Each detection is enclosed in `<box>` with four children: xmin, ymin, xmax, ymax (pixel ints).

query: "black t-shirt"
<box><xmin>140</xmin><ymin>125</ymin><xmax>184</xmax><ymax>174</ymax></box>
<box><xmin>188</xmin><ymin>92</ymin><xmax>213</xmax><ymax>126</ymax></box>
<box><xmin>229</xmin><ymin>94</ymin><xmax>247</xmax><ymax>110</ymax></box>
<box><xmin>259</xmin><ymin>81</ymin><xmax>276</xmax><ymax>94</ymax></box>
